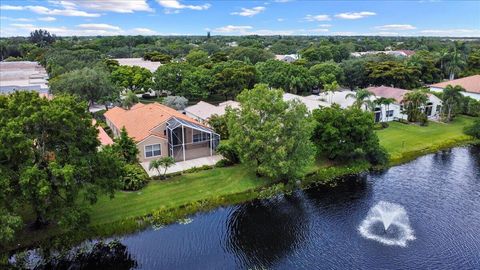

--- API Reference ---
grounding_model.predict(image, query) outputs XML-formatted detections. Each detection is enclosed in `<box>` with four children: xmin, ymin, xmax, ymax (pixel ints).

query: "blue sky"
<box><xmin>1</xmin><ymin>0</ymin><xmax>479</xmax><ymax>37</ymax></box>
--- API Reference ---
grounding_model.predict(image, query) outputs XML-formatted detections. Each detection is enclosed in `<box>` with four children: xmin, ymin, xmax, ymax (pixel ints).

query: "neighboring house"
<box><xmin>429</xmin><ymin>75</ymin><xmax>480</xmax><ymax>101</ymax></box>
<box><xmin>275</xmin><ymin>54</ymin><xmax>299</xmax><ymax>63</ymax></box>
<box><xmin>367</xmin><ymin>86</ymin><xmax>442</xmax><ymax>122</ymax></box>
<box><xmin>184</xmin><ymin>100</ymin><xmax>240</xmax><ymax>122</ymax></box>
<box><xmin>104</xmin><ymin>103</ymin><xmax>220</xmax><ymax>163</ymax></box>
<box><xmin>283</xmin><ymin>93</ymin><xmax>330</xmax><ymax>112</ymax></box>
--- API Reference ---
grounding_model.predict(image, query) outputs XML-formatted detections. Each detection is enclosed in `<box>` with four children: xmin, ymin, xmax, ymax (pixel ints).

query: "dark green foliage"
<box><xmin>229</xmin><ymin>47</ymin><xmax>274</xmax><ymax>64</ymax></box>
<box><xmin>211</xmin><ymin>60</ymin><xmax>258</xmax><ymax>100</ymax></box>
<box><xmin>216</xmin><ymin>141</ymin><xmax>240</xmax><ymax>165</ymax></box>
<box><xmin>312</xmin><ymin>105</ymin><xmax>388</xmax><ymax>165</ymax></box>
<box><xmin>0</xmin><ymin>92</ymin><xmax>123</xmax><ymax>242</ymax></box>
<box><xmin>144</xmin><ymin>51</ymin><xmax>172</xmax><ymax>63</ymax></box>
<box><xmin>464</xmin><ymin>119</ymin><xmax>480</xmax><ymax>139</ymax></box>
<box><xmin>122</xmin><ymin>164</ymin><xmax>149</xmax><ymax>191</ymax></box>
<box><xmin>208</xmin><ymin>114</ymin><xmax>229</xmax><ymax>139</ymax></box>
<box><xmin>111</xmin><ymin>65</ymin><xmax>153</xmax><ymax>91</ymax></box>
<box><xmin>49</xmin><ymin>67</ymin><xmax>119</xmax><ymax>108</ymax></box>
<box><xmin>113</xmin><ymin>128</ymin><xmax>139</xmax><ymax>163</ymax></box>
<box><xmin>29</xmin><ymin>29</ymin><xmax>56</xmax><ymax>47</ymax></box>
<box><xmin>256</xmin><ymin>59</ymin><xmax>315</xmax><ymax>94</ymax></box>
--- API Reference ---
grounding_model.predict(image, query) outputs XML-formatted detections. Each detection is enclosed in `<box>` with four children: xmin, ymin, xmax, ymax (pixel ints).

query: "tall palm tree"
<box><xmin>444</xmin><ymin>44</ymin><xmax>466</xmax><ymax>80</ymax></box>
<box><xmin>324</xmin><ymin>81</ymin><xmax>339</xmax><ymax>104</ymax></box>
<box><xmin>346</xmin><ymin>89</ymin><xmax>375</xmax><ymax>111</ymax></box>
<box><xmin>442</xmin><ymin>85</ymin><xmax>464</xmax><ymax>121</ymax></box>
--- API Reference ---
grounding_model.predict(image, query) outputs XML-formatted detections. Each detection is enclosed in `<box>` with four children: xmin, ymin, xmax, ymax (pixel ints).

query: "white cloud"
<box><xmin>0</xmin><ymin>5</ymin><xmax>24</xmax><ymax>10</ymax></box>
<box><xmin>318</xmin><ymin>24</ymin><xmax>332</xmax><ymax>28</ymax></box>
<box><xmin>231</xmin><ymin>6</ymin><xmax>265</xmax><ymax>17</ymax></box>
<box><xmin>213</xmin><ymin>25</ymin><xmax>253</xmax><ymax>33</ymax></box>
<box><xmin>335</xmin><ymin>11</ymin><xmax>376</xmax><ymax>20</ymax></box>
<box><xmin>304</xmin><ymin>14</ymin><xmax>331</xmax><ymax>22</ymax></box>
<box><xmin>77</xmin><ymin>23</ymin><xmax>122</xmax><ymax>31</ymax></box>
<box><xmin>273</xmin><ymin>0</ymin><xmax>293</xmax><ymax>2</ymax></box>
<box><xmin>156</xmin><ymin>0</ymin><xmax>210</xmax><ymax>11</ymax></box>
<box><xmin>277</xmin><ymin>18</ymin><xmax>284</xmax><ymax>22</ymax></box>
<box><xmin>130</xmin><ymin>28</ymin><xmax>158</xmax><ymax>35</ymax></box>
<box><xmin>0</xmin><ymin>16</ymin><xmax>34</xmax><ymax>22</ymax></box>
<box><xmin>38</xmin><ymin>17</ymin><xmax>57</xmax><ymax>22</ymax></box>
<box><xmin>74</xmin><ymin>0</ymin><xmax>153</xmax><ymax>13</ymax></box>
<box><xmin>419</xmin><ymin>29</ymin><xmax>480</xmax><ymax>37</ymax></box>
<box><xmin>10</xmin><ymin>23</ymin><xmax>36</xmax><ymax>28</ymax></box>
<box><xmin>375</xmin><ymin>24</ymin><xmax>416</xmax><ymax>31</ymax></box>
<box><xmin>1</xmin><ymin>5</ymin><xmax>101</xmax><ymax>17</ymax></box>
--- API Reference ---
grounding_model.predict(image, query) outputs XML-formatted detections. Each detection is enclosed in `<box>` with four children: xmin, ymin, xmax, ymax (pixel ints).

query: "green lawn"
<box><xmin>376</xmin><ymin>115</ymin><xmax>476</xmax><ymax>163</ymax></box>
<box><xmin>89</xmin><ymin>165</ymin><xmax>269</xmax><ymax>226</ymax></box>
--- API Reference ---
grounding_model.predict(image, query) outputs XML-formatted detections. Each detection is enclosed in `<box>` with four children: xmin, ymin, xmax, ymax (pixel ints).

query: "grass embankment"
<box><xmin>5</xmin><ymin>115</ymin><xmax>477</xmax><ymax>252</ymax></box>
<box><xmin>377</xmin><ymin>115</ymin><xmax>478</xmax><ymax>165</ymax></box>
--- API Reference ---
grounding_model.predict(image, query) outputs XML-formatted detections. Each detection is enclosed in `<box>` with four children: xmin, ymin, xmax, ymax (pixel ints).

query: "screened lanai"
<box><xmin>166</xmin><ymin>117</ymin><xmax>220</xmax><ymax>162</ymax></box>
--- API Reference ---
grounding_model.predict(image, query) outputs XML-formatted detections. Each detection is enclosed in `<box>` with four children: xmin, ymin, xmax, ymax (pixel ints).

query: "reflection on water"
<box><xmin>226</xmin><ymin>195</ymin><xmax>308</xmax><ymax>269</ymax></box>
<box><xmin>10</xmin><ymin>147</ymin><xmax>480</xmax><ymax>269</ymax></box>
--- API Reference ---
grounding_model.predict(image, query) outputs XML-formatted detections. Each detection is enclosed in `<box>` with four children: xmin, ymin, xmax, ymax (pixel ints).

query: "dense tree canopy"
<box><xmin>111</xmin><ymin>65</ymin><xmax>153</xmax><ymax>91</ymax></box>
<box><xmin>50</xmin><ymin>67</ymin><xmax>119</xmax><ymax>109</ymax></box>
<box><xmin>256</xmin><ymin>59</ymin><xmax>315</xmax><ymax>94</ymax></box>
<box><xmin>312</xmin><ymin>105</ymin><xmax>388</xmax><ymax>165</ymax></box>
<box><xmin>211</xmin><ymin>60</ymin><xmax>258</xmax><ymax>100</ymax></box>
<box><xmin>0</xmin><ymin>92</ymin><xmax>123</xmax><ymax>242</ymax></box>
<box><xmin>226</xmin><ymin>84</ymin><xmax>316</xmax><ymax>180</ymax></box>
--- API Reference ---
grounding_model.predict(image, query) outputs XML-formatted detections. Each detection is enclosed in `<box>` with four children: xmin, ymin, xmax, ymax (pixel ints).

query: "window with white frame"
<box><xmin>192</xmin><ymin>130</ymin><xmax>210</xmax><ymax>143</ymax></box>
<box><xmin>386</xmin><ymin>110</ymin><xmax>394</xmax><ymax>117</ymax></box>
<box><xmin>145</xmin><ymin>144</ymin><xmax>161</xmax><ymax>158</ymax></box>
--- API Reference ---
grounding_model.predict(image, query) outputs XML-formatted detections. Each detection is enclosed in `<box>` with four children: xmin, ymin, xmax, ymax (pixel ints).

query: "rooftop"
<box><xmin>367</xmin><ymin>86</ymin><xmax>411</xmax><ymax>103</ymax></box>
<box><xmin>185</xmin><ymin>100</ymin><xmax>240</xmax><ymax>121</ymax></box>
<box><xmin>104</xmin><ymin>102</ymin><xmax>205</xmax><ymax>142</ymax></box>
<box><xmin>114</xmin><ymin>58</ymin><xmax>162</xmax><ymax>72</ymax></box>
<box><xmin>429</xmin><ymin>75</ymin><xmax>480</xmax><ymax>94</ymax></box>
<box><xmin>0</xmin><ymin>61</ymin><xmax>49</xmax><ymax>93</ymax></box>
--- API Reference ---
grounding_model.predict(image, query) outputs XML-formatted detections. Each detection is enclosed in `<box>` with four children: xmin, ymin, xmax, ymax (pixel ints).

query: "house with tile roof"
<box><xmin>367</xmin><ymin>86</ymin><xmax>442</xmax><ymax>122</ymax></box>
<box><xmin>104</xmin><ymin>103</ymin><xmax>220</xmax><ymax>163</ymax></box>
<box><xmin>185</xmin><ymin>100</ymin><xmax>240</xmax><ymax>123</ymax></box>
<box><xmin>429</xmin><ymin>75</ymin><xmax>480</xmax><ymax>101</ymax></box>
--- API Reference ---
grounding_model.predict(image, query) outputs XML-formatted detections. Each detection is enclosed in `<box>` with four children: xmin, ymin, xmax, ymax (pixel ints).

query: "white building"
<box><xmin>429</xmin><ymin>75</ymin><xmax>480</xmax><ymax>101</ymax></box>
<box><xmin>367</xmin><ymin>86</ymin><xmax>442</xmax><ymax>122</ymax></box>
<box><xmin>350</xmin><ymin>50</ymin><xmax>415</xmax><ymax>58</ymax></box>
<box><xmin>275</xmin><ymin>54</ymin><xmax>299</xmax><ymax>63</ymax></box>
<box><xmin>0</xmin><ymin>61</ymin><xmax>49</xmax><ymax>95</ymax></box>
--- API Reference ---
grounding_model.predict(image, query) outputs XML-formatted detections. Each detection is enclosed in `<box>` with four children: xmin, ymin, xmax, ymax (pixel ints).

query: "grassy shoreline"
<box><xmin>2</xmin><ymin>116</ymin><xmax>477</xmax><ymax>253</ymax></box>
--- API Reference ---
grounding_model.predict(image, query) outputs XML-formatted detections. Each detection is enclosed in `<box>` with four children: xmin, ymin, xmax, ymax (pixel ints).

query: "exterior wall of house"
<box><xmin>137</xmin><ymin>135</ymin><xmax>168</xmax><ymax>163</ymax></box>
<box><xmin>430</xmin><ymin>86</ymin><xmax>480</xmax><ymax>101</ymax></box>
<box><xmin>374</xmin><ymin>95</ymin><xmax>442</xmax><ymax>123</ymax></box>
<box><xmin>105</xmin><ymin>118</ymin><xmax>121</xmax><ymax>138</ymax></box>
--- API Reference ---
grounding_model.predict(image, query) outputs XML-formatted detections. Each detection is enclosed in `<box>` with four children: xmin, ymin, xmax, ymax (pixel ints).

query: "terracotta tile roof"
<box><xmin>429</xmin><ymin>75</ymin><xmax>480</xmax><ymax>94</ymax></box>
<box><xmin>367</xmin><ymin>86</ymin><xmax>411</xmax><ymax>103</ymax></box>
<box><xmin>92</xmin><ymin>119</ymin><xmax>114</xmax><ymax>146</ymax></box>
<box><xmin>104</xmin><ymin>102</ymin><xmax>206</xmax><ymax>142</ymax></box>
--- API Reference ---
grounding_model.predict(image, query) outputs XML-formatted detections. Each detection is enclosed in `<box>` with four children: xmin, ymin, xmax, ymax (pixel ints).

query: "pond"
<box><xmin>13</xmin><ymin>146</ymin><xmax>480</xmax><ymax>269</ymax></box>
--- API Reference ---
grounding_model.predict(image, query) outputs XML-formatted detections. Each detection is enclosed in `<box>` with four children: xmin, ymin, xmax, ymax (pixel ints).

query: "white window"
<box><xmin>145</xmin><ymin>144</ymin><xmax>161</xmax><ymax>158</ymax></box>
<box><xmin>386</xmin><ymin>110</ymin><xmax>394</xmax><ymax>117</ymax></box>
<box><xmin>192</xmin><ymin>130</ymin><xmax>210</xmax><ymax>143</ymax></box>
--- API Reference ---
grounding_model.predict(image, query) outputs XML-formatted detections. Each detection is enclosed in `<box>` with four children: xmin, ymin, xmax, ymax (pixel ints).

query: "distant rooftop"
<box><xmin>114</xmin><ymin>58</ymin><xmax>162</xmax><ymax>72</ymax></box>
<box><xmin>0</xmin><ymin>61</ymin><xmax>49</xmax><ymax>94</ymax></box>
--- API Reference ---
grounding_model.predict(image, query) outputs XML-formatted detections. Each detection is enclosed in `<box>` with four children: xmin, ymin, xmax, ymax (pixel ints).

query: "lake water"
<box><xmin>13</xmin><ymin>146</ymin><xmax>480</xmax><ymax>269</ymax></box>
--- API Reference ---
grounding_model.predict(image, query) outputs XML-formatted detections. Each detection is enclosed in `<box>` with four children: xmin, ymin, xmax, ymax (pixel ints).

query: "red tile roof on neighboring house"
<box><xmin>92</xmin><ymin>119</ymin><xmax>114</xmax><ymax>146</ymax></box>
<box><xmin>398</xmin><ymin>50</ymin><xmax>415</xmax><ymax>56</ymax></box>
<box><xmin>366</xmin><ymin>86</ymin><xmax>411</xmax><ymax>103</ymax></box>
<box><xmin>104</xmin><ymin>103</ymin><xmax>206</xmax><ymax>142</ymax></box>
<box><xmin>429</xmin><ymin>75</ymin><xmax>480</xmax><ymax>94</ymax></box>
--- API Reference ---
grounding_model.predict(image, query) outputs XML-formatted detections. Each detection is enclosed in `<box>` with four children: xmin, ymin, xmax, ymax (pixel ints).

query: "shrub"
<box><xmin>419</xmin><ymin>114</ymin><xmax>429</xmax><ymax>126</ymax></box>
<box><xmin>216</xmin><ymin>140</ymin><xmax>239</xmax><ymax>165</ymax></box>
<box><xmin>380</xmin><ymin>122</ymin><xmax>389</xmax><ymax>129</ymax></box>
<box><xmin>121</xmin><ymin>164</ymin><xmax>149</xmax><ymax>191</ymax></box>
<box><xmin>464</xmin><ymin>119</ymin><xmax>480</xmax><ymax>139</ymax></box>
<box><xmin>367</xmin><ymin>146</ymin><xmax>390</xmax><ymax>166</ymax></box>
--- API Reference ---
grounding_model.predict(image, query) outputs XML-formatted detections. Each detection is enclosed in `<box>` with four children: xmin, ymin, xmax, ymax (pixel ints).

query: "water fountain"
<box><xmin>358</xmin><ymin>201</ymin><xmax>415</xmax><ymax>247</ymax></box>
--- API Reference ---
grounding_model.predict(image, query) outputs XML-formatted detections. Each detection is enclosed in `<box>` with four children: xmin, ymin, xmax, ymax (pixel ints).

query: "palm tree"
<box><xmin>444</xmin><ymin>44</ymin><xmax>466</xmax><ymax>80</ymax></box>
<box><xmin>149</xmin><ymin>157</ymin><xmax>176</xmax><ymax>179</ymax></box>
<box><xmin>376</xmin><ymin>97</ymin><xmax>396</xmax><ymax>122</ymax></box>
<box><xmin>442</xmin><ymin>85</ymin><xmax>464</xmax><ymax>121</ymax></box>
<box><xmin>122</xmin><ymin>90</ymin><xmax>139</xmax><ymax>110</ymax></box>
<box><xmin>402</xmin><ymin>90</ymin><xmax>429</xmax><ymax>122</ymax></box>
<box><xmin>346</xmin><ymin>89</ymin><xmax>375</xmax><ymax>111</ymax></box>
<box><xmin>324</xmin><ymin>81</ymin><xmax>339</xmax><ymax>104</ymax></box>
